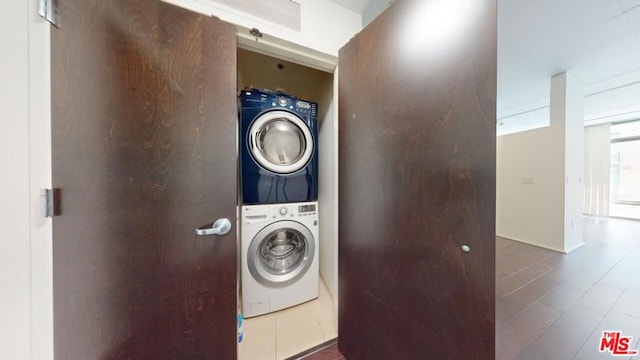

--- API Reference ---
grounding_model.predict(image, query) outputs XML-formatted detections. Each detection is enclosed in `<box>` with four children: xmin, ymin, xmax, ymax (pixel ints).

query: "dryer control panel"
<box><xmin>294</xmin><ymin>100</ymin><xmax>317</xmax><ymax>117</ymax></box>
<box><xmin>241</xmin><ymin>88</ymin><xmax>317</xmax><ymax>117</ymax></box>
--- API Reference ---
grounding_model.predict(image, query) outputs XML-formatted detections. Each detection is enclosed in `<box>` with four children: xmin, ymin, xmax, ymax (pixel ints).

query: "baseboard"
<box><xmin>563</xmin><ymin>241</ymin><xmax>586</xmax><ymax>253</ymax></box>
<box><xmin>284</xmin><ymin>338</ymin><xmax>338</xmax><ymax>360</ymax></box>
<box><xmin>496</xmin><ymin>234</ymin><xmax>566</xmax><ymax>254</ymax></box>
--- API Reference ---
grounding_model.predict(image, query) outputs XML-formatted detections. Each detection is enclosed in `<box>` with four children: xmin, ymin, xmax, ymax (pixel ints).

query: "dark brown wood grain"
<box><xmin>51</xmin><ymin>1</ymin><xmax>238</xmax><ymax>359</ymax></box>
<box><xmin>338</xmin><ymin>0</ymin><xmax>497</xmax><ymax>358</ymax></box>
<box><xmin>297</xmin><ymin>342</ymin><xmax>345</xmax><ymax>360</ymax></box>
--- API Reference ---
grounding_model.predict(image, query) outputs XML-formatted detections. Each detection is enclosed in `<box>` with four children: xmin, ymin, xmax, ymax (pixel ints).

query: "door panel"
<box><xmin>51</xmin><ymin>1</ymin><xmax>237</xmax><ymax>358</ymax></box>
<box><xmin>338</xmin><ymin>0</ymin><xmax>496</xmax><ymax>358</ymax></box>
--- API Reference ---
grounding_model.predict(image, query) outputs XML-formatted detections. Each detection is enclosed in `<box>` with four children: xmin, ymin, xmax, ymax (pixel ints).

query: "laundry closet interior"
<box><xmin>236</xmin><ymin>43</ymin><xmax>339</xmax><ymax>360</ymax></box>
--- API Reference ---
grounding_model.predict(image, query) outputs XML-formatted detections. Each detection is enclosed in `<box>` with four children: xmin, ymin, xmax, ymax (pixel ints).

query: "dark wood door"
<box><xmin>338</xmin><ymin>0</ymin><xmax>497</xmax><ymax>358</ymax></box>
<box><xmin>51</xmin><ymin>1</ymin><xmax>237</xmax><ymax>358</ymax></box>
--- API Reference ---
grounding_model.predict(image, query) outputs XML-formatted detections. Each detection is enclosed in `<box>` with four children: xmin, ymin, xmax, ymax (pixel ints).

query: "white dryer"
<box><xmin>240</xmin><ymin>202</ymin><xmax>319</xmax><ymax>318</ymax></box>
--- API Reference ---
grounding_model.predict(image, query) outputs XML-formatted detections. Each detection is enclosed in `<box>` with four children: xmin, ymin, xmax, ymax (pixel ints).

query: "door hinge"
<box><xmin>38</xmin><ymin>0</ymin><xmax>58</xmax><ymax>27</ymax></box>
<box><xmin>41</xmin><ymin>188</ymin><xmax>61</xmax><ymax>218</ymax></box>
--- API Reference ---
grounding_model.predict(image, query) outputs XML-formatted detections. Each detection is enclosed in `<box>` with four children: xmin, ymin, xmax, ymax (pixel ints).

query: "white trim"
<box><xmin>331</xmin><ymin>67</ymin><xmax>339</xmax><ymax>329</ymax></box>
<box><xmin>29</xmin><ymin>2</ymin><xmax>53</xmax><ymax>359</ymax></box>
<box><xmin>497</xmin><ymin>234</ymin><xmax>564</xmax><ymax>253</ymax></box>
<box><xmin>212</xmin><ymin>0</ymin><xmax>301</xmax><ymax>31</ymax></box>
<box><xmin>162</xmin><ymin>0</ymin><xmax>361</xmax><ymax>59</ymax></box>
<box><xmin>496</xmin><ymin>233</ymin><xmax>585</xmax><ymax>254</ymax></box>
<box><xmin>236</xmin><ymin>25</ymin><xmax>337</xmax><ymax>73</ymax></box>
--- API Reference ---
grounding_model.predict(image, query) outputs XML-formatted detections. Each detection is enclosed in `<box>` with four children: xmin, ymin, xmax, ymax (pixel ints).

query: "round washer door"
<box><xmin>249</xmin><ymin>110</ymin><xmax>313</xmax><ymax>174</ymax></box>
<box><xmin>247</xmin><ymin>220</ymin><xmax>315</xmax><ymax>287</ymax></box>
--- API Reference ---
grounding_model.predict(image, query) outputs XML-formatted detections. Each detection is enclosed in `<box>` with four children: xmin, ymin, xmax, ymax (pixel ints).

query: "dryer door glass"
<box><xmin>249</xmin><ymin>110</ymin><xmax>314</xmax><ymax>174</ymax></box>
<box><xmin>259</xmin><ymin>228</ymin><xmax>306</xmax><ymax>275</ymax></box>
<box><xmin>257</xmin><ymin>119</ymin><xmax>306</xmax><ymax>166</ymax></box>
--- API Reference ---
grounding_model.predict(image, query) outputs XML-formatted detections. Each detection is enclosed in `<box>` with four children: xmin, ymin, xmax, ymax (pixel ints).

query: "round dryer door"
<box><xmin>247</xmin><ymin>220</ymin><xmax>315</xmax><ymax>287</ymax></box>
<box><xmin>249</xmin><ymin>110</ymin><xmax>313</xmax><ymax>174</ymax></box>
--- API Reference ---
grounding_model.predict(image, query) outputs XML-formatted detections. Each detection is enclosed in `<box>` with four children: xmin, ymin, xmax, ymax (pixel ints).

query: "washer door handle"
<box><xmin>196</xmin><ymin>218</ymin><xmax>232</xmax><ymax>236</ymax></box>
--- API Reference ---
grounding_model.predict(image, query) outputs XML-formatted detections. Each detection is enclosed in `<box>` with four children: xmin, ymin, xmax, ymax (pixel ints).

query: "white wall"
<box><xmin>29</xmin><ymin>6</ymin><xmax>54</xmax><ymax>360</ymax></box>
<box><xmin>317</xmin><ymin>70</ymin><xmax>338</xmax><ymax>311</ymax></box>
<box><xmin>1</xmin><ymin>1</ymin><xmax>52</xmax><ymax>359</ymax></box>
<box><xmin>163</xmin><ymin>0</ymin><xmax>361</xmax><ymax>57</ymax></box>
<box><xmin>496</xmin><ymin>126</ymin><xmax>565</xmax><ymax>251</ymax></box>
<box><xmin>0</xmin><ymin>1</ymin><xmax>32</xmax><ymax>358</ymax></box>
<box><xmin>496</xmin><ymin>73</ymin><xmax>584</xmax><ymax>253</ymax></box>
<box><xmin>499</xmin><ymin>72</ymin><xmax>640</xmax><ymax>134</ymax></box>
<box><xmin>559</xmin><ymin>74</ymin><xmax>585</xmax><ymax>253</ymax></box>
<box><xmin>497</xmin><ymin>81</ymin><xmax>640</xmax><ymax>134</ymax></box>
<box><xmin>584</xmin><ymin>80</ymin><xmax>640</xmax><ymax>125</ymax></box>
<box><xmin>496</xmin><ymin>106</ymin><xmax>550</xmax><ymax>136</ymax></box>
<box><xmin>362</xmin><ymin>0</ymin><xmax>394</xmax><ymax>26</ymax></box>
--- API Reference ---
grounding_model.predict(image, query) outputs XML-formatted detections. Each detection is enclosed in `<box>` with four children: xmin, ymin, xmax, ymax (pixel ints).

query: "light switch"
<box><xmin>521</xmin><ymin>177</ymin><xmax>535</xmax><ymax>184</ymax></box>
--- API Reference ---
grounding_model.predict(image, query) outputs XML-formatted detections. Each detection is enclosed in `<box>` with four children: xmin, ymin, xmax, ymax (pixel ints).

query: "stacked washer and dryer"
<box><xmin>239</xmin><ymin>88</ymin><xmax>320</xmax><ymax>318</ymax></box>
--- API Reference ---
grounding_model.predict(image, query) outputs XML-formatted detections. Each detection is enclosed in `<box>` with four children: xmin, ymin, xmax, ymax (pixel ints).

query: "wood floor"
<box><xmin>497</xmin><ymin>217</ymin><xmax>640</xmax><ymax>359</ymax></box>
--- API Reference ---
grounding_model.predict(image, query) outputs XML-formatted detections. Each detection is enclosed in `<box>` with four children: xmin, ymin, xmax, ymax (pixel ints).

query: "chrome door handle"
<box><xmin>196</xmin><ymin>218</ymin><xmax>232</xmax><ymax>236</ymax></box>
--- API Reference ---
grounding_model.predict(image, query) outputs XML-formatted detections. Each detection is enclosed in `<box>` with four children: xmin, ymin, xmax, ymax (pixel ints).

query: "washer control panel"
<box><xmin>243</xmin><ymin>202</ymin><xmax>318</xmax><ymax>224</ymax></box>
<box><xmin>269</xmin><ymin>202</ymin><xmax>317</xmax><ymax>219</ymax></box>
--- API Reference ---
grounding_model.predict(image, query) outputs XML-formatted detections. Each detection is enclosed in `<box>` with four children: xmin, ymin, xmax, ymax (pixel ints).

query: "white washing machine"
<box><xmin>240</xmin><ymin>201</ymin><xmax>319</xmax><ymax>318</ymax></box>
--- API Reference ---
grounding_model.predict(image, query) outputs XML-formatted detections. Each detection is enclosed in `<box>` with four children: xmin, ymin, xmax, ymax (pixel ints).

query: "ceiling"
<box><xmin>498</xmin><ymin>0</ymin><xmax>640</xmax><ymax>123</ymax></box>
<box><xmin>330</xmin><ymin>0</ymin><xmax>640</xmax><ymax>128</ymax></box>
<box><xmin>329</xmin><ymin>0</ymin><xmax>371</xmax><ymax>13</ymax></box>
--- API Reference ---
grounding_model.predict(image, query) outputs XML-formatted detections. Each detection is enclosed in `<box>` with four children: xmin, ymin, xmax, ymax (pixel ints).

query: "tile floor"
<box><xmin>238</xmin><ymin>277</ymin><xmax>337</xmax><ymax>360</ymax></box>
<box><xmin>497</xmin><ymin>217</ymin><xmax>640</xmax><ymax>359</ymax></box>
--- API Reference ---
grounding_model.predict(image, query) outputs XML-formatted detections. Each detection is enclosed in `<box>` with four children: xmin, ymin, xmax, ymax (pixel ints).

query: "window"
<box><xmin>609</xmin><ymin>121</ymin><xmax>640</xmax><ymax>219</ymax></box>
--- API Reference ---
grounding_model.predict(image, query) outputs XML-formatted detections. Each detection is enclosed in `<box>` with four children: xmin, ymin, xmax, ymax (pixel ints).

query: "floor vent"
<box><xmin>212</xmin><ymin>0</ymin><xmax>301</xmax><ymax>31</ymax></box>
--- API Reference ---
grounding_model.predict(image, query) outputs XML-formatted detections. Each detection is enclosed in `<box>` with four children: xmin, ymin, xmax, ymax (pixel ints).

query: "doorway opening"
<box><xmin>236</xmin><ymin>47</ymin><xmax>338</xmax><ymax>360</ymax></box>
